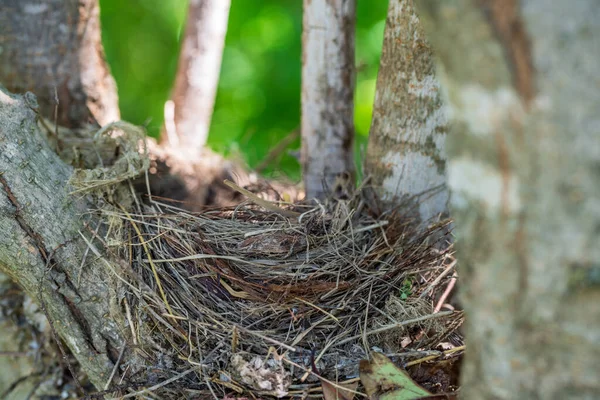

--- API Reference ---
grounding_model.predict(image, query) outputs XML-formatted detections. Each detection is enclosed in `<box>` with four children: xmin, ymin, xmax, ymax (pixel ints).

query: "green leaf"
<box><xmin>359</xmin><ymin>353</ymin><xmax>431</xmax><ymax>400</ymax></box>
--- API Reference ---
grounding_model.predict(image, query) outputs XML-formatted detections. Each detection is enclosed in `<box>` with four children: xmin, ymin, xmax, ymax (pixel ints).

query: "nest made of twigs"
<box><xmin>59</xmin><ymin>124</ymin><xmax>463</xmax><ymax>398</ymax></box>
<box><xmin>98</xmin><ymin>186</ymin><xmax>463</xmax><ymax>398</ymax></box>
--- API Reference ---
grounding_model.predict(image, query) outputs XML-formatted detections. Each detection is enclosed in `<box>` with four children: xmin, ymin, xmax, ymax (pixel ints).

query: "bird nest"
<box><xmin>61</xmin><ymin>123</ymin><xmax>463</xmax><ymax>398</ymax></box>
<box><xmin>97</xmin><ymin>187</ymin><xmax>462</xmax><ymax>398</ymax></box>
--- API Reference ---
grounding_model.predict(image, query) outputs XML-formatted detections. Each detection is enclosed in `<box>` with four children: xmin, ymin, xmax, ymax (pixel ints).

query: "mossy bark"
<box><xmin>417</xmin><ymin>1</ymin><xmax>600</xmax><ymax>398</ymax></box>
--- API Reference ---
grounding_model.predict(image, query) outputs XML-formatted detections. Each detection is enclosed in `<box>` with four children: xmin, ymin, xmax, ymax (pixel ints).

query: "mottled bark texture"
<box><xmin>301</xmin><ymin>0</ymin><xmax>355</xmax><ymax>200</ymax></box>
<box><xmin>164</xmin><ymin>0</ymin><xmax>231</xmax><ymax>152</ymax></box>
<box><xmin>0</xmin><ymin>89</ymin><xmax>127</xmax><ymax>389</ymax></box>
<box><xmin>417</xmin><ymin>1</ymin><xmax>600</xmax><ymax>398</ymax></box>
<box><xmin>365</xmin><ymin>0</ymin><xmax>449</xmax><ymax>224</ymax></box>
<box><xmin>0</xmin><ymin>0</ymin><xmax>119</xmax><ymax>127</ymax></box>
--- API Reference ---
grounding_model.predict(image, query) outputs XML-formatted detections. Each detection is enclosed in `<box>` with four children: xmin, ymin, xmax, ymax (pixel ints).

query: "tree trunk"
<box><xmin>417</xmin><ymin>0</ymin><xmax>600</xmax><ymax>398</ymax></box>
<box><xmin>0</xmin><ymin>0</ymin><xmax>119</xmax><ymax>127</ymax></box>
<box><xmin>0</xmin><ymin>90</ymin><xmax>127</xmax><ymax>389</ymax></box>
<box><xmin>0</xmin><ymin>3</ymin><xmax>120</xmax><ymax>392</ymax></box>
<box><xmin>301</xmin><ymin>0</ymin><xmax>356</xmax><ymax>200</ymax></box>
<box><xmin>164</xmin><ymin>0</ymin><xmax>231</xmax><ymax>152</ymax></box>
<box><xmin>365</xmin><ymin>0</ymin><xmax>449</xmax><ymax>224</ymax></box>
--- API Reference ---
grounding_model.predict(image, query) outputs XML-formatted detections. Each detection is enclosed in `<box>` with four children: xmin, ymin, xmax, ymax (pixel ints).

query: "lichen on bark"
<box><xmin>365</xmin><ymin>0</ymin><xmax>449</xmax><ymax>224</ymax></box>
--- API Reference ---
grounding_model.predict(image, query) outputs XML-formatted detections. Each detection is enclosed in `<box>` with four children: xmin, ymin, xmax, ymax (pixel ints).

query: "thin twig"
<box><xmin>333</xmin><ymin>311</ymin><xmax>454</xmax><ymax>348</ymax></box>
<box><xmin>236</xmin><ymin>326</ymin><xmax>296</xmax><ymax>352</ymax></box>
<box><xmin>419</xmin><ymin>259</ymin><xmax>457</xmax><ymax>299</ymax></box>
<box><xmin>404</xmin><ymin>345</ymin><xmax>466</xmax><ymax>367</ymax></box>
<box><xmin>282</xmin><ymin>358</ymin><xmax>367</xmax><ymax>398</ymax></box>
<box><xmin>434</xmin><ymin>271</ymin><xmax>458</xmax><ymax>313</ymax></box>
<box><xmin>119</xmin><ymin>368</ymin><xmax>197</xmax><ymax>399</ymax></box>
<box><xmin>224</xmin><ymin>179</ymin><xmax>300</xmax><ymax>218</ymax></box>
<box><xmin>205</xmin><ymin>376</ymin><xmax>219</xmax><ymax>400</ymax></box>
<box><xmin>123</xmin><ymin>297</ymin><xmax>138</xmax><ymax>346</ymax></box>
<box><xmin>104</xmin><ymin>345</ymin><xmax>127</xmax><ymax>390</ymax></box>
<box><xmin>255</xmin><ymin>129</ymin><xmax>299</xmax><ymax>173</ymax></box>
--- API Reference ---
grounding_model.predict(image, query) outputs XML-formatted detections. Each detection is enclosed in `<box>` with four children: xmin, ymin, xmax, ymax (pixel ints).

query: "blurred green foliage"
<box><xmin>100</xmin><ymin>0</ymin><xmax>387</xmax><ymax>180</ymax></box>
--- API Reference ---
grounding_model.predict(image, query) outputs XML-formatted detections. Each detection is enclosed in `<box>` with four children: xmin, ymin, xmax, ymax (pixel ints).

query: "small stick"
<box><xmin>288</xmin><ymin>377</ymin><xmax>361</xmax><ymax>393</ymax></box>
<box><xmin>119</xmin><ymin>368</ymin><xmax>197</xmax><ymax>399</ymax></box>
<box><xmin>294</xmin><ymin>297</ymin><xmax>339</xmax><ymax>322</ymax></box>
<box><xmin>404</xmin><ymin>345</ymin><xmax>466</xmax><ymax>367</ymax></box>
<box><xmin>255</xmin><ymin>129</ymin><xmax>299</xmax><ymax>173</ymax></box>
<box><xmin>434</xmin><ymin>271</ymin><xmax>458</xmax><ymax>313</ymax></box>
<box><xmin>104</xmin><ymin>345</ymin><xmax>126</xmax><ymax>390</ymax></box>
<box><xmin>205</xmin><ymin>376</ymin><xmax>219</xmax><ymax>400</ymax></box>
<box><xmin>282</xmin><ymin>358</ymin><xmax>367</xmax><ymax>398</ymax></box>
<box><xmin>53</xmin><ymin>86</ymin><xmax>59</xmax><ymax>140</ymax></box>
<box><xmin>419</xmin><ymin>259</ymin><xmax>457</xmax><ymax>299</ymax></box>
<box><xmin>123</xmin><ymin>297</ymin><xmax>138</xmax><ymax>346</ymax></box>
<box><xmin>224</xmin><ymin>179</ymin><xmax>300</xmax><ymax>218</ymax></box>
<box><xmin>333</xmin><ymin>311</ymin><xmax>454</xmax><ymax>348</ymax></box>
<box><xmin>236</xmin><ymin>326</ymin><xmax>296</xmax><ymax>352</ymax></box>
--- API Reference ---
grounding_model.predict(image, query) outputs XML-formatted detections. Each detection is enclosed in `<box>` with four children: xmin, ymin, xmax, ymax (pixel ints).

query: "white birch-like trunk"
<box><xmin>417</xmin><ymin>0</ymin><xmax>600</xmax><ymax>398</ymax></box>
<box><xmin>301</xmin><ymin>0</ymin><xmax>356</xmax><ymax>200</ymax></box>
<box><xmin>165</xmin><ymin>0</ymin><xmax>231</xmax><ymax>153</ymax></box>
<box><xmin>365</xmin><ymin>0</ymin><xmax>449</xmax><ymax>224</ymax></box>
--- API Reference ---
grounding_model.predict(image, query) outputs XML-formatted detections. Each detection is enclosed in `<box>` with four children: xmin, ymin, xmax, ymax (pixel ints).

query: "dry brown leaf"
<box><xmin>321</xmin><ymin>379</ymin><xmax>359</xmax><ymax>400</ymax></box>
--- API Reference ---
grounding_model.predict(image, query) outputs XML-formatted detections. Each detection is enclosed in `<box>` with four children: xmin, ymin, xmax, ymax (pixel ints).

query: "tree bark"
<box><xmin>0</xmin><ymin>90</ymin><xmax>127</xmax><ymax>389</ymax></box>
<box><xmin>164</xmin><ymin>0</ymin><xmax>231</xmax><ymax>152</ymax></box>
<box><xmin>301</xmin><ymin>0</ymin><xmax>356</xmax><ymax>200</ymax></box>
<box><xmin>0</xmin><ymin>0</ymin><xmax>119</xmax><ymax>127</ymax></box>
<box><xmin>365</xmin><ymin>0</ymin><xmax>449</xmax><ymax>224</ymax></box>
<box><xmin>417</xmin><ymin>0</ymin><xmax>600</xmax><ymax>398</ymax></box>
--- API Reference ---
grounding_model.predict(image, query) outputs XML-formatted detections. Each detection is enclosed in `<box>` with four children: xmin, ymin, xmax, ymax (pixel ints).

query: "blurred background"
<box><xmin>99</xmin><ymin>0</ymin><xmax>387</xmax><ymax>181</ymax></box>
